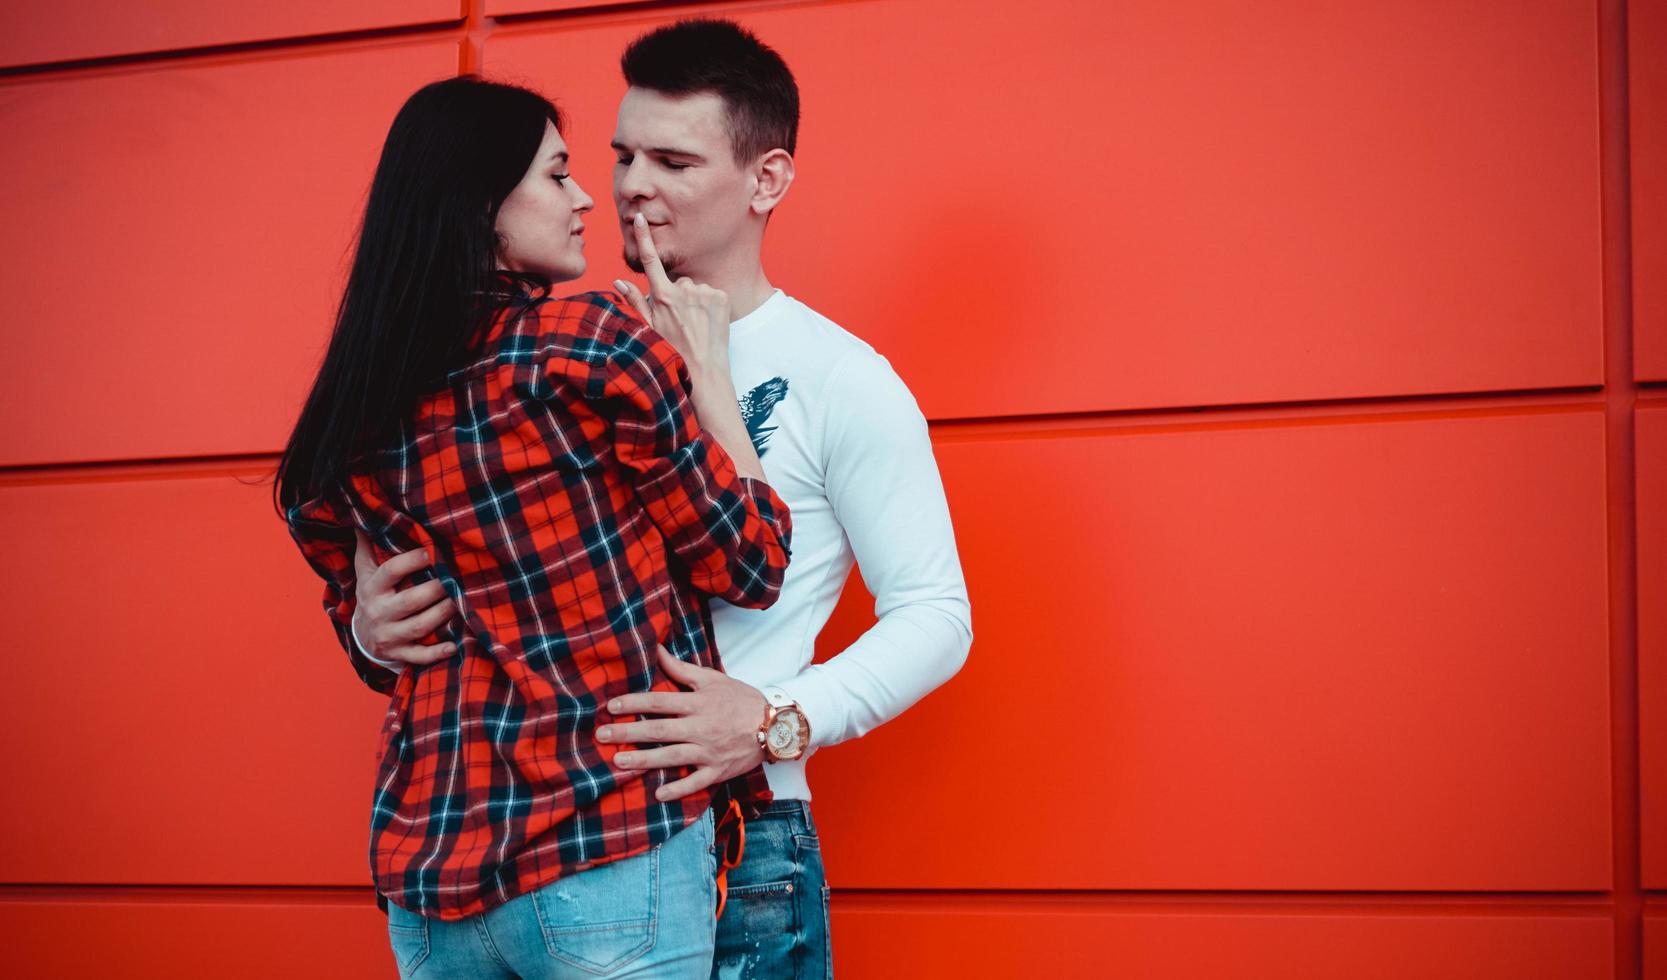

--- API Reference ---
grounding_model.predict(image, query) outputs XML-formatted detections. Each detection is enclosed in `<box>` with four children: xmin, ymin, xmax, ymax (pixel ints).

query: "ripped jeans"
<box><xmin>712</xmin><ymin>800</ymin><xmax>832</xmax><ymax>979</ymax></box>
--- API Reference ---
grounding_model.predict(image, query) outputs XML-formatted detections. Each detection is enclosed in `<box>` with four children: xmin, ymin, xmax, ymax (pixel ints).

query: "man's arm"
<box><xmin>346</xmin><ymin>529</ymin><xmax>458</xmax><ymax>672</ymax></box>
<box><xmin>286</xmin><ymin>498</ymin><xmax>411</xmax><ymax>694</ymax></box>
<box><xmin>768</xmin><ymin>351</ymin><xmax>972</xmax><ymax>749</ymax></box>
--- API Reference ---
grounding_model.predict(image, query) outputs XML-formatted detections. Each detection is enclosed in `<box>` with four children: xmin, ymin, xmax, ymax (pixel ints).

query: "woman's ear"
<box><xmin>750</xmin><ymin>149</ymin><xmax>795</xmax><ymax>216</ymax></box>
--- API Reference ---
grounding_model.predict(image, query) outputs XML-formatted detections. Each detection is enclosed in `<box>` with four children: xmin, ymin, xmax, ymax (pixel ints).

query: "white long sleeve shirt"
<box><xmin>359</xmin><ymin>289</ymin><xmax>972</xmax><ymax>803</ymax></box>
<box><xmin>713</xmin><ymin>290</ymin><xmax>972</xmax><ymax>801</ymax></box>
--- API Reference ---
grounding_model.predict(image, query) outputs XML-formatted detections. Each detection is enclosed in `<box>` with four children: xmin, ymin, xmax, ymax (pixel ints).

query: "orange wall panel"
<box><xmin>1634</xmin><ymin>0</ymin><xmax>1667</xmax><ymax>381</ymax></box>
<box><xmin>486</xmin><ymin>1</ymin><xmax>594</xmax><ymax>16</ymax></box>
<box><xmin>485</xmin><ymin>0</ymin><xmax>1601</xmax><ymax>419</ymax></box>
<box><xmin>812</xmin><ymin>408</ymin><xmax>1611</xmax><ymax>889</ymax></box>
<box><xmin>0</xmin><ymin>895</ymin><xmax>1616</xmax><ymax>979</ymax></box>
<box><xmin>1641</xmin><ymin>402</ymin><xmax>1667</xmax><ymax>887</ymax></box>
<box><xmin>1647</xmin><ymin>909</ymin><xmax>1667</xmax><ymax>980</ymax></box>
<box><xmin>0</xmin><ymin>40</ymin><xmax>458</xmax><ymax>467</ymax></box>
<box><xmin>0</xmin><ymin>410</ymin><xmax>1611</xmax><ymax>892</ymax></box>
<box><xmin>0</xmin><ymin>0</ymin><xmax>459</xmax><ymax>68</ymax></box>
<box><xmin>0</xmin><ymin>896</ymin><xmax>394</xmax><ymax>979</ymax></box>
<box><xmin>0</xmin><ymin>470</ymin><xmax>388</xmax><ymax>885</ymax></box>
<box><xmin>830</xmin><ymin>900</ymin><xmax>1612</xmax><ymax>980</ymax></box>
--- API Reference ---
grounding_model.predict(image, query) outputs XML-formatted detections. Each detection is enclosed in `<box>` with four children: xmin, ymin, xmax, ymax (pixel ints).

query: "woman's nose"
<box><xmin>570</xmin><ymin>177</ymin><xmax>595</xmax><ymax>213</ymax></box>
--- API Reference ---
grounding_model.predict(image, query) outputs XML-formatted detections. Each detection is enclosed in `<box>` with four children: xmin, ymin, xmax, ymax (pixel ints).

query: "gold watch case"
<box><xmin>758</xmin><ymin>700</ymin><xmax>809</xmax><ymax>762</ymax></box>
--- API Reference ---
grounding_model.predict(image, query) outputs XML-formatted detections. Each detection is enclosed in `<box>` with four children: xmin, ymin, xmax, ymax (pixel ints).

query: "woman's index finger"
<box><xmin>632</xmin><ymin>213</ymin><xmax>673</xmax><ymax>291</ymax></box>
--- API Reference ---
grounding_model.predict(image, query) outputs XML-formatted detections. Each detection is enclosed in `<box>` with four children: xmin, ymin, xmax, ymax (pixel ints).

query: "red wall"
<box><xmin>0</xmin><ymin>1</ymin><xmax>1661</xmax><ymax>977</ymax></box>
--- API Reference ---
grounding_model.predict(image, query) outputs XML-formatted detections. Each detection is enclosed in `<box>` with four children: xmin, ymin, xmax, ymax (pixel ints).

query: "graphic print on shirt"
<box><xmin>739</xmin><ymin>377</ymin><xmax>790</xmax><ymax>456</ymax></box>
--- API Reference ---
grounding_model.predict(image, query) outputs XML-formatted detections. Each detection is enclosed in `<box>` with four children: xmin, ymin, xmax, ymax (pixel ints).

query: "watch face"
<box><xmin>768</xmin><ymin>718</ymin><xmax>797</xmax><ymax>753</ymax></box>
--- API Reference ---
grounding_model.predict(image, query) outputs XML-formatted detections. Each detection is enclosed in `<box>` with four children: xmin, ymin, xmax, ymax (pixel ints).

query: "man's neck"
<box><xmin>723</xmin><ymin>271</ymin><xmax>776</xmax><ymax>321</ymax></box>
<box><xmin>673</xmin><ymin>253</ymin><xmax>774</xmax><ymax>321</ymax></box>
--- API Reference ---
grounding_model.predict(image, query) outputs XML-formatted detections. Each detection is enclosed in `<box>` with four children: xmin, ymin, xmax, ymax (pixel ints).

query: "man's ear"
<box><xmin>750</xmin><ymin>149</ymin><xmax>795</xmax><ymax>216</ymax></box>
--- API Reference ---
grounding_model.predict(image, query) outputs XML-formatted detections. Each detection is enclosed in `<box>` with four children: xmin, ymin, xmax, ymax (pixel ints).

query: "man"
<box><xmin>351</xmin><ymin>18</ymin><xmax>971</xmax><ymax>977</ymax></box>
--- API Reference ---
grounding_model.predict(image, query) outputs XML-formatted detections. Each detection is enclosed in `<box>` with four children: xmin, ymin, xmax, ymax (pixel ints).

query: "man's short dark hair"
<box><xmin>621</xmin><ymin>18</ymin><xmax>799</xmax><ymax>164</ymax></box>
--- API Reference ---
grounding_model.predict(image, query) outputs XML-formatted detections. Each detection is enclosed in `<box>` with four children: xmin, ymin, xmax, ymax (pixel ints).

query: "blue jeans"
<box><xmin>387</xmin><ymin>809</ymin><xmax>717</xmax><ymax>979</ymax></box>
<box><xmin>712</xmin><ymin>800</ymin><xmax>832</xmax><ymax>979</ymax></box>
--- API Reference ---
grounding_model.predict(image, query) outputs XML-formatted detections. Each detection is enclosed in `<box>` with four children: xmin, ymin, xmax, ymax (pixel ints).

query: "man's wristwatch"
<box><xmin>756</xmin><ymin>686</ymin><xmax>810</xmax><ymax>763</ymax></box>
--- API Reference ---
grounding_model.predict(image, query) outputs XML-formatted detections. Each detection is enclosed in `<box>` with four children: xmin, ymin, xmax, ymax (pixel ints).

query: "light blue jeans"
<box><xmin>387</xmin><ymin>809</ymin><xmax>717</xmax><ymax>979</ymax></box>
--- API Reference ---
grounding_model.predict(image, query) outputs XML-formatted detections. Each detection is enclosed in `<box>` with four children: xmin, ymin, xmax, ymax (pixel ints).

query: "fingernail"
<box><xmin>608</xmin><ymin>700</ymin><xmax>622</xmax><ymax>713</ymax></box>
<box><xmin>597</xmin><ymin>728</ymin><xmax>611</xmax><ymax>742</ymax></box>
<box><xmin>613</xmin><ymin>280</ymin><xmax>627</xmax><ymax>292</ymax></box>
<box><xmin>616</xmin><ymin>753</ymin><xmax>633</xmax><ymax>765</ymax></box>
<box><xmin>634</xmin><ymin>213</ymin><xmax>646</xmax><ymax>225</ymax></box>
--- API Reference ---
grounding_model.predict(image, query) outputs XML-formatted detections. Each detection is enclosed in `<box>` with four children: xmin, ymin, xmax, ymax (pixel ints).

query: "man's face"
<box><xmin>612</xmin><ymin>87</ymin><xmax>755</xmax><ymax>278</ymax></box>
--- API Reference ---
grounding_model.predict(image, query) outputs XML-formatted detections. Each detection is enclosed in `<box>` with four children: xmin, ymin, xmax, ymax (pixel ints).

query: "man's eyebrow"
<box><xmin>610</xmin><ymin>140</ymin><xmax>705</xmax><ymax>161</ymax></box>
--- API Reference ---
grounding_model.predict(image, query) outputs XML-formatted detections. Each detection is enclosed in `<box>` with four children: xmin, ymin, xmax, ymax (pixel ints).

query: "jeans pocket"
<box><xmin>386</xmin><ymin>905</ymin><xmax>430</xmax><ymax>977</ymax></box>
<box><xmin>532</xmin><ymin>846</ymin><xmax>658</xmax><ymax>976</ymax></box>
<box><xmin>723</xmin><ymin>877</ymin><xmax>797</xmax><ymax>955</ymax></box>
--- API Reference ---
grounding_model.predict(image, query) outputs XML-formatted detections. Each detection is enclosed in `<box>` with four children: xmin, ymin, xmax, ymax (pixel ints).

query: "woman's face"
<box><xmin>495</xmin><ymin>121</ymin><xmax>594</xmax><ymax>282</ymax></box>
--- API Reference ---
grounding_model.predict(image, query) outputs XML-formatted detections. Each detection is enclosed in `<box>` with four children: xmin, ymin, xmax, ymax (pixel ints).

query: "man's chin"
<box><xmin>621</xmin><ymin>251</ymin><xmax>681</xmax><ymax>277</ymax></box>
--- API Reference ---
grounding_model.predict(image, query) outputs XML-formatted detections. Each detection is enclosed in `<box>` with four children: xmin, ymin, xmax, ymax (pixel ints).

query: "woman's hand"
<box><xmin>613</xmin><ymin>213</ymin><xmax>731</xmax><ymax>380</ymax></box>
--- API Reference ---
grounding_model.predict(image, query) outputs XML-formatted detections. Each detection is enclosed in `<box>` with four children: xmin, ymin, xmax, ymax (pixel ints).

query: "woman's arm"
<box><xmin>610</xmin><ymin>213</ymin><xmax>765</xmax><ymax>482</ymax></box>
<box><xmin>581</xmin><ymin>299</ymin><xmax>791</xmax><ymax>609</ymax></box>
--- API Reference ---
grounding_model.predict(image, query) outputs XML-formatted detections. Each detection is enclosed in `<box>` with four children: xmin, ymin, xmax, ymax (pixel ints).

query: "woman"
<box><xmin>276</xmin><ymin>77</ymin><xmax>789</xmax><ymax>978</ymax></box>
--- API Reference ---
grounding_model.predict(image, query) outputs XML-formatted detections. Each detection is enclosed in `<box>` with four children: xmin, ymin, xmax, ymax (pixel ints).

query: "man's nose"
<box><xmin>614</xmin><ymin>158</ymin><xmax>653</xmax><ymax>204</ymax></box>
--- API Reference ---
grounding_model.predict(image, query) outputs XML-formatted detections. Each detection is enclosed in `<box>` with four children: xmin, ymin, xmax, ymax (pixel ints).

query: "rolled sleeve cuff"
<box><xmin>738</xmin><ymin>475</ymin><xmax>792</xmax><ymax>553</ymax></box>
<box><xmin>351</xmin><ymin>610</ymin><xmax>406</xmax><ymax>674</ymax></box>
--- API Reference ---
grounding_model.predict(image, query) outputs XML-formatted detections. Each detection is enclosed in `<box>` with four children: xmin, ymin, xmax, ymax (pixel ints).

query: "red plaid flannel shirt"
<box><xmin>286</xmin><ymin>288</ymin><xmax>789</xmax><ymax>919</ymax></box>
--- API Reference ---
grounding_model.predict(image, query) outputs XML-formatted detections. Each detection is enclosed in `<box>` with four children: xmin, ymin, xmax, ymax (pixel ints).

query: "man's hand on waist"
<box><xmin>351</xmin><ymin>530</ymin><xmax>459</xmax><ymax>667</ymax></box>
<box><xmin>598</xmin><ymin>645</ymin><xmax>768</xmax><ymax>802</ymax></box>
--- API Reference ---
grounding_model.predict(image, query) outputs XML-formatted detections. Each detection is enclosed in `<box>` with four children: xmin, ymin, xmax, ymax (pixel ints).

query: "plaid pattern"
<box><xmin>286</xmin><ymin>288</ymin><xmax>789</xmax><ymax>920</ymax></box>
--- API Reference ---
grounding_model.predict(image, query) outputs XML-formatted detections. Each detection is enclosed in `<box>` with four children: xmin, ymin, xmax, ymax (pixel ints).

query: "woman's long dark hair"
<box><xmin>275</xmin><ymin>76</ymin><xmax>563</xmax><ymax>514</ymax></box>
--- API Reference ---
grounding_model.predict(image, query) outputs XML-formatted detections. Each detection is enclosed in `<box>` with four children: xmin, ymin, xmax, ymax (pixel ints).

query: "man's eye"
<box><xmin>664</xmin><ymin>161</ymin><xmax>690</xmax><ymax>171</ymax></box>
<box><xmin>614</xmin><ymin>156</ymin><xmax>632</xmax><ymax>166</ymax></box>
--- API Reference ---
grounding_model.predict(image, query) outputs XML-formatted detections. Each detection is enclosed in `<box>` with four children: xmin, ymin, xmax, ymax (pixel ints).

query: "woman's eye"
<box><xmin>552</xmin><ymin>173</ymin><xmax>570</xmax><ymax>183</ymax></box>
